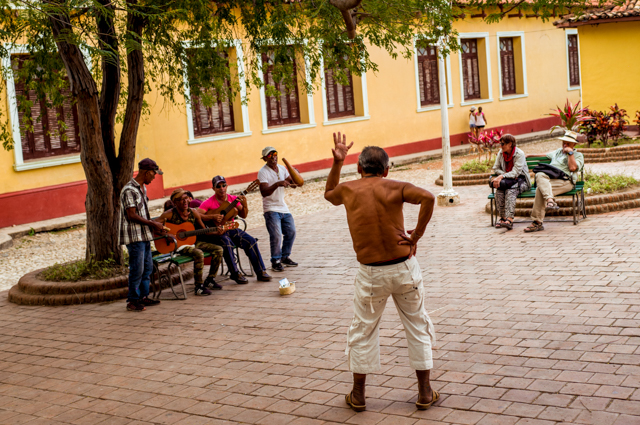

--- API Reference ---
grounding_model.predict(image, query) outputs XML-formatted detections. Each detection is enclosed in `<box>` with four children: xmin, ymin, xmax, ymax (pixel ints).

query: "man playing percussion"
<box><xmin>258</xmin><ymin>146</ymin><xmax>298</xmax><ymax>272</ymax></box>
<box><xmin>324</xmin><ymin>133</ymin><xmax>438</xmax><ymax>412</ymax></box>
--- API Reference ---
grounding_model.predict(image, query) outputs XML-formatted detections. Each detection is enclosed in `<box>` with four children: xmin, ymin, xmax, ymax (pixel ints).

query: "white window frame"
<box><xmin>3</xmin><ymin>44</ymin><xmax>88</xmax><ymax>171</ymax></box>
<box><xmin>457</xmin><ymin>32</ymin><xmax>493</xmax><ymax>107</ymax></box>
<box><xmin>413</xmin><ymin>36</ymin><xmax>453</xmax><ymax>113</ymax></box>
<box><xmin>258</xmin><ymin>41</ymin><xmax>316</xmax><ymax>135</ymax></box>
<box><xmin>496</xmin><ymin>31</ymin><xmax>528</xmax><ymax>101</ymax></box>
<box><xmin>565</xmin><ymin>29</ymin><xmax>581</xmax><ymax>91</ymax></box>
<box><xmin>183</xmin><ymin>40</ymin><xmax>252</xmax><ymax>145</ymax></box>
<box><xmin>319</xmin><ymin>56</ymin><xmax>369</xmax><ymax>126</ymax></box>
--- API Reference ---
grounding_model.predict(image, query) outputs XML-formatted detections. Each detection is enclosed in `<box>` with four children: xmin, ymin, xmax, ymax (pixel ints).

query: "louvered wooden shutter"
<box><xmin>417</xmin><ymin>44</ymin><xmax>440</xmax><ymax>106</ymax></box>
<box><xmin>568</xmin><ymin>35</ymin><xmax>580</xmax><ymax>86</ymax></box>
<box><xmin>12</xmin><ymin>55</ymin><xmax>81</xmax><ymax>161</ymax></box>
<box><xmin>262</xmin><ymin>51</ymin><xmax>301</xmax><ymax>127</ymax></box>
<box><xmin>190</xmin><ymin>52</ymin><xmax>235</xmax><ymax>137</ymax></box>
<box><xmin>325</xmin><ymin>68</ymin><xmax>355</xmax><ymax>119</ymax></box>
<box><xmin>500</xmin><ymin>38</ymin><xmax>516</xmax><ymax>95</ymax></box>
<box><xmin>461</xmin><ymin>40</ymin><xmax>481</xmax><ymax>100</ymax></box>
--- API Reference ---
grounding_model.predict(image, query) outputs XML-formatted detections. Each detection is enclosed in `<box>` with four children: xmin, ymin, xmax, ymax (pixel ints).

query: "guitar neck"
<box><xmin>221</xmin><ymin>190</ymin><xmax>248</xmax><ymax>216</ymax></box>
<box><xmin>181</xmin><ymin>227</ymin><xmax>221</xmax><ymax>238</ymax></box>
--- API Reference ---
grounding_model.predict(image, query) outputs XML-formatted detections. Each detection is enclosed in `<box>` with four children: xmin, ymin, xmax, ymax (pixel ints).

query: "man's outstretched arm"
<box><xmin>324</xmin><ymin>132</ymin><xmax>354</xmax><ymax>206</ymax></box>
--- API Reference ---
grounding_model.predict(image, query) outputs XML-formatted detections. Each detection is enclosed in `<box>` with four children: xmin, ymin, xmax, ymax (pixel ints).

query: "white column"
<box><xmin>436</xmin><ymin>48</ymin><xmax>460</xmax><ymax>207</ymax></box>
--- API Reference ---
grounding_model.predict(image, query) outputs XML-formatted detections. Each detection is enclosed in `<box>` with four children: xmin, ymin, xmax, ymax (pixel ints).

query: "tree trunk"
<box><xmin>46</xmin><ymin>1</ymin><xmax>121</xmax><ymax>264</ymax></box>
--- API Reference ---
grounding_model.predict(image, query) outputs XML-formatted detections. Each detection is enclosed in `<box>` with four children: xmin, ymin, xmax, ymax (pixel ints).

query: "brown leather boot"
<box><xmin>345</xmin><ymin>373</ymin><xmax>366</xmax><ymax>411</ymax></box>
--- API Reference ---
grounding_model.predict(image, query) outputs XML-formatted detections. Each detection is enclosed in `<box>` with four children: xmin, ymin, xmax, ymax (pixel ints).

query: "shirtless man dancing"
<box><xmin>324</xmin><ymin>133</ymin><xmax>438</xmax><ymax>412</ymax></box>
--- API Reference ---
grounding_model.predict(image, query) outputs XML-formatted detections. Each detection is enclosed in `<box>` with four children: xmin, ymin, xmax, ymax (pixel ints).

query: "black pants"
<box><xmin>204</xmin><ymin>228</ymin><xmax>266</xmax><ymax>275</ymax></box>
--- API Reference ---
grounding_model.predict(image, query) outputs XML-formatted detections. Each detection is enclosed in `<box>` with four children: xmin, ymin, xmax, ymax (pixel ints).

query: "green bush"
<box><xmin>577</xmin><ymin>137</ymin><xmax>640</xmax><ymax>149</ymax></box>
<box><xmin>584</xmin><ymin>170</ymin><xmax>639</xmax><ymax>195</ymax></box>
<box><xmin>455</xmin><ymin>157</ymin><xmax>494</xmax><ymax>175</ymax></box>
<box><xmin>41</xmin><ymin>256</ymin><xmax>128</xmax><ymax>282</ymax></box>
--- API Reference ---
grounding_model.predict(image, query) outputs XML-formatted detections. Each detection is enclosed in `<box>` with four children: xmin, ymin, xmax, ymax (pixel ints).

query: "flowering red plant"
<box><xmin>549</xmin><ymin>99</ymin><xmax>588</xmax><ymax>132</ymax></box>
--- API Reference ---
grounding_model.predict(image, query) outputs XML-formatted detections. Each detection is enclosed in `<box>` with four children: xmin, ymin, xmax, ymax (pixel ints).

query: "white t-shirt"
<box><xmin>257</xmin><ymin>164</ymin><xmax>291</xmax><ymax>213</ymax></box>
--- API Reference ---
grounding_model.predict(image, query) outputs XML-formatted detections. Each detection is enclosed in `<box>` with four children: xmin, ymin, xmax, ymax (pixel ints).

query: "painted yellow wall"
<box><xmin>578</xmin><ymin>21</ymin><xmax>640</xmax><ymax>115</ymax></box>
<box><xmin>1</xmin><ymin>16</ymin><xmax>580</xmax><ymax>195</ymax></box>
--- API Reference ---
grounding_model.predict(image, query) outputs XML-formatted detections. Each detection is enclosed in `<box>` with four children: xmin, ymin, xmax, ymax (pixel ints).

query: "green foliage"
<box><xmin>576</xmin><ymin>137</ymin><xmax>640</xmax><ymax>149</ymax></box>
<box><xmin>456</xmin><ymin>157</ymin><xmax>494</xmax><ymax>175</ymax></box>
<box><xmin>579</xmin><ymin>105</ymin><xmax>628</xmax><ymax>147</ymax></box>
<box><xmin>28</xmin><ymin>227</ymin><xmax>35</xmax><ymax>236</ymax></box>
<box><xmin>584</xmin><ymin>170</ymin><xmax>639</xmax><ymax>195</ymax></box>
<box><xmin>549</xmin><ymin>99</ymin><xmax>587</xmax><ymax>132</ymax></box>
<box><xmin>40</xmin><ymin>256</ymin><xmax>128</xmax><ymax>282</ymax></box>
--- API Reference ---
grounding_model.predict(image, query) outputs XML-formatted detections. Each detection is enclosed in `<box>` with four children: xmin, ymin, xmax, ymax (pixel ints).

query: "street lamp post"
<box><xmin>436</xmin><ymin>48</ymin><xmax>460</xmax><ymax>207</ymax></box>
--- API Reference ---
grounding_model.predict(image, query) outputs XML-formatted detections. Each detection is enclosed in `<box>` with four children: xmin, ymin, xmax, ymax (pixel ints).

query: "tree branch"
<box><xmin>96</xmin><ymin>0</ymin><xmax>120</xmax><ymax>176</ymax></box>
<box><xmin>329</xmin><ymin>0</ymin><xmax>362</xmax><ymax>39</ymax></box>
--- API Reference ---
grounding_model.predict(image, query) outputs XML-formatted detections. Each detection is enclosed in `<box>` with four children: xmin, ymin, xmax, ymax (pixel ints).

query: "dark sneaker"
<box><xmin>204</xmin><ymin>276</ymin><xmax>222</xmax><ymax>290</ymax></box>
<box><xmin>257</xmin><ymin>271</ymin><xmax>272</xmax><ymax>282</ymax></box>
<box><xmin>195</xmin><ymin>286</ymin><xmax>212</xmax><ymax>296</ymax></box>
<box><xmin>127</xmin><ymin>302</ymin><xmax>145</xmax><ymax>312</ymax></box>
<box><xmin>230</xmin><ymin>273</ymin><xmax>249</xmax><ymax>284</ymax></box>
<box><xmin>271</xmin><ymin>261</ymin><xmax>284</xmax><ymax>272</ymax></box>
<box><xmin>140</xmin><ymin>297</ymin><xmax>160</xmax><ymax>306</ymax></box>
<box><xmin>281</xmin><ymin>257</ymin><xmax>298</xmax><ymax>267</ymax></box>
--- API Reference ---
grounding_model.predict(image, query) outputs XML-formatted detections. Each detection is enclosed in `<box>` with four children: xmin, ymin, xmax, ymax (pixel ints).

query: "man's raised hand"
<box><xmin>332</xmin><ymin>132</ymin><xmax>354</xmax><ymax>162</ymax></box>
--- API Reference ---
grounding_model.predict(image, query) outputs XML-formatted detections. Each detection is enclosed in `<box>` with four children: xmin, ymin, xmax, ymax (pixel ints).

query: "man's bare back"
<box><xmin>325</xmin><ymin>133</ymin><xmax>435</xmax><ymax>264</ymax></box>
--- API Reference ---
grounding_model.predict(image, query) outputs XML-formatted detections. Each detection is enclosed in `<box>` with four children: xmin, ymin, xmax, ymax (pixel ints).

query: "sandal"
<box><xmin>545</xmin><ymin>199</ymin><xmax>560</xmax><ymax>211</ymax></box>
<box><xmin>495</xmin><ymin>218</ymin><xmax>506</xmax><ymax>228</ymax></box>
<box><xmin>524</xmin><ymin>221</ymin><xmax>544</xmax><ymax>233</ymax></box>
<box><xmin>500</xmin><ymin>219</ymin><xmax>514</xmax><ymax>230</ymax></box>
<box><xmin>416</xmin><ymin>389</ymin><xmax>440</xmax><ymax>410</ymax></box>
<box><xmin>345</xmin><ymin>391</ymin><xmax>366</xmax><ymax>412</ymax></box>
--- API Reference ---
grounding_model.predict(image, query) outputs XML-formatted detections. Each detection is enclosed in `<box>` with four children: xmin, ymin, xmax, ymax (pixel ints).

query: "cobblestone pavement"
<box><xmin>1</xmin><ymin>176</ymin><xmax>640</xmax><ymax>425</ymax></box>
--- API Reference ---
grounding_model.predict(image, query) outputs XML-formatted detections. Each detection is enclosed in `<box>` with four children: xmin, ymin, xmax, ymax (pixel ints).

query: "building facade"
<box><xmin>0</xmin><ymin>14</ymin><xmax>580</xmax><ymax>227</ymax></box>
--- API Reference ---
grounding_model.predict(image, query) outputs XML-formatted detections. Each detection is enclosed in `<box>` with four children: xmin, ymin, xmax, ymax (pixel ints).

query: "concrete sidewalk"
<box><xmin>1</xmin><ymin>181</ymin><xmax>639</xmax><ymax>425</ymax></box>
<box><xmin>0</xmin><ymin>129</ymin><xmax>557</xmax><ymax>251</ymax></box>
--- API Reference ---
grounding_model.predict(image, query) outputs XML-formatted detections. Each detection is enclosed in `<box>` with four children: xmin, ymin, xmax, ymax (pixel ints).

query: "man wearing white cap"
<box><xmin>524</xmin><ymin>130</ymin><xmax>584</xmax><ymax>232</ymax></box>
<box><xmin>257</xmin><ymin>146</ymin><xmax>298</xmax><ymax>272</ymax></box>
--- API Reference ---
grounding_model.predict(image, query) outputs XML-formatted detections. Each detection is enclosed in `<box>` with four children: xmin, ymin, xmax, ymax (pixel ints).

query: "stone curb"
<box><xmin>8</xmin><ymin>266</ymin><xmax>193</xmax><ymax>306</ymax></box>
<box><xmin>579</xmin><ymin>144</ymin><xmax>640</xmax><ymax>163</ymax></box>
<box><xmin>436</xmin><ymin>173</ymin><xmax>491</xmax><ymax>186</ymax></box>
<box><xmin>484</xmin><ymin>190</ymin><xmax>640</xmax><ymax>217</ymax></box>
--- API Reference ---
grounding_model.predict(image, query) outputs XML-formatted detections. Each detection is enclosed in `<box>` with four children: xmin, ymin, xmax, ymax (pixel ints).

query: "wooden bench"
<box><xmin>488</xmin><ymin>156</ymin><xmax>587</xmax><ymax>226</ymax></box>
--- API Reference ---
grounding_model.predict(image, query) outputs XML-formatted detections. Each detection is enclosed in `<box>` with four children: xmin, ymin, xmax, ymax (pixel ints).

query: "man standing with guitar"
<box><xmin>198</xmin><ymin>176</ymin><xmax>272</xmax><ymax>283</ymax></box>
<box><xmin>324</xmin><ymin>134</ymin><xmax>438</xmax><ymax>412</ymax></box>
<box><xmin>157</xmin><ymin>189</ymin><xmax>224</xmax><ymax>296</ymax></box>
<box><xmin>258</xmin><ymin>147</ymin><xmax>298</xmax><ymax>272</ymax></box>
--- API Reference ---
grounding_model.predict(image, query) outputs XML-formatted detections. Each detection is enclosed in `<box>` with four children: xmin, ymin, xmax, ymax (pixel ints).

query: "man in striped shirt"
<box><xmin>119</xmin><ymin>158</ymin><xmax>165</xmax><ymax>312</ymax></box>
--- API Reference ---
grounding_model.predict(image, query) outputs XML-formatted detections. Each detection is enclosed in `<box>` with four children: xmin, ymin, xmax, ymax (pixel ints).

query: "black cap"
<box><xmin>138</xmin><ymin>158</ymin><xmax>163</xmax><ymax>175</ymax></box>
<box><xmin>212</xmin><ymin>175</ymin><xmax>226</xmax><ymax>187</ymax></box>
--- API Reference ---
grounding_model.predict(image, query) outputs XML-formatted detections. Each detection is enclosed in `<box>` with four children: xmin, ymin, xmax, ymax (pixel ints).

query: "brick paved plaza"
<box><xmin>1</xmin><ymin>183</ymin><xmax>640</xmax><ymax>425</ymax></box>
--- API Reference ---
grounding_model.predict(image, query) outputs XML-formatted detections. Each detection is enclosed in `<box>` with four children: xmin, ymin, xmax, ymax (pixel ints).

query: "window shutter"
<box><xmin>12</xmin><ymin>54</ymin><xmax>81</xmax><ymax>160</ymax></box>
<box><xmin>500</xmin><ymin>38</ymin><xmax>516</xmax><ymax>95</ymax></box>
<box><xmin>461</xmin><ymin>40</ymin><xmax>481</xmax><ymax>100</ymax></box>
<box><xmin>325</xmin><ymin>66</ymin><xmax>355</xmax><ymax>119</ymax></box>
<box><xmin>417</xmin><ymin>44</ymin><xmax>440</xmax><ymax>106</ymax></box>
<box><xmin>263</xmin><ymin>51</ymin><xmax>301</xmax><ymax>127</ymax></box>
<box><xmin>568</xmin><ymin>35</ymin><xmax>580</xmax><ymax>86</ymax></box>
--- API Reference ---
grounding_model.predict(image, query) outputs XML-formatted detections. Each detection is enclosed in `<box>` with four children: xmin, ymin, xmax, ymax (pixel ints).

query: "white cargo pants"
<box><xmin>346</xmin><ymin>256</ymin><xmax>436</xmax><ymax>374</ymax></box>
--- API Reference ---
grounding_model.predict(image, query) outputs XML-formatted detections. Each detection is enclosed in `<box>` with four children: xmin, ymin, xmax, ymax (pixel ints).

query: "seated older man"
<box><xmin>524</xmin><ymin>130</ymin><xmax>584</xmax><ymax>232</ymax></box>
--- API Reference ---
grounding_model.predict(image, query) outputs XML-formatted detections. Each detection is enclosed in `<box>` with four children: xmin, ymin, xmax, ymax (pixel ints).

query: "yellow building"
<box><xmin>555</xmin><ymin>1</ymin><xmax>640</xmax><ymax>116</ymax></box>
<box><xmin>0</xmin><ymin>12</ymin><xmax>580</xmax><ymax>227</ymax></box>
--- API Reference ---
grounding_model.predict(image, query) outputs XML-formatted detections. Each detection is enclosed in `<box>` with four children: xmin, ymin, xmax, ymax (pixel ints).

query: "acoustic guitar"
<box><xmin>155</xmin><ymin>221</ymin><xmax>239</xmax><ymax>254</ymax></box>
<box><xmin>205</xmin><ymin>179</ymin><xmax>260</xmax><ymax>226</ymax></box>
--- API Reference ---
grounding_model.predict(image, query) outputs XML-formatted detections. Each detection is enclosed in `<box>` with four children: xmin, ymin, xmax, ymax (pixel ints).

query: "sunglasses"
<box><xmin>266</xmin><ymin>151</ymin><xmax>277</xmax><ymax>158</ymax></box>
<box><xmin>500</xmin><ymin>141</ymin><xmax>511</xmax><ymax>145</ymax></box>
<box><xmin>215</xmin><ymin>183</ymin><xmax>227</xmax><ymax>189</ymax></box>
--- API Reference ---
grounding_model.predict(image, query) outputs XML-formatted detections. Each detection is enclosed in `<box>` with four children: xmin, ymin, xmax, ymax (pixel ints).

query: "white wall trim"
<box><xmin>258</xmin><ymin>41</ymin><xmax>315</xmax><ymax>134</ymax></box>
<box><xmin>565</xmin><ymin>29</ymin><xmax>581</xmax><ymax>91</ymax></box>
<box><xmin>320</xmin><ymin>55</ymin><xmax>370</xmax><ymax>125</ymax></box>
<box><xmin>457</xmin><ymin>32</ymin><xmax>493</xmax><ymax>105</ymax></box>
<box><xmin>182</xmin><ymin>40</ymin><xmax>251</xmax><ymax>144</ymax></box>
<box><xmin>496</xmin><ymin>31</ymin><xmax>528</xmax><ymax>101</ymax></box>
<box><xmin>413</xmin><ymin>36</ymin><xmax>454</xmax><ymax>113</ymax></box>
<box><xmin>2</xmin><ymin>43</ymin><xmax>89</xmax><ymax>171</ymax></box>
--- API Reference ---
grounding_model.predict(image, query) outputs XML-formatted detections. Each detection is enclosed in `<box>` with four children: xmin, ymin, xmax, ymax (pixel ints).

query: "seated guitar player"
<box><xmin>157</xmin><ymin>188</ymin><xmax>224</xmax><ymax>295</ymax></box>
<box><xmin>198</xmin><ymin>176</ymin><xmax>272</xmax><ymax>283</ymax></box>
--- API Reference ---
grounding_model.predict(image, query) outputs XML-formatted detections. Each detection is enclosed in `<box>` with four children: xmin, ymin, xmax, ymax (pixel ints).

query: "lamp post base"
<box><xmin>437</xmin><ymin>191</ymin><xmax>460</xmax><ymax>207</ymax></box>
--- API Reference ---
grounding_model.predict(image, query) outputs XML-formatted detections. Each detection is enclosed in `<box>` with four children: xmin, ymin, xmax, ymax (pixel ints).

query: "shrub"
<box><xmin>579</xmin><ymin>104</ymin><xmax>629</xmax><ymax>147</ymax></box>
<box><xmin>549</xmin><ymin>99</ymin><xmax>588</xmax><ymax>132</ymax></box>
<box><xmin>456</xmin><ymin>157</ymin><xmax>494</xmax><ymax>175</ymax></box>
<box><xmin>608</xmin><ymin>103</ymin><xmax>628</xmax><ymax>146</ymax></box>
<box><xmin>468</xmin><ymin>129</ymin><xmax>504</xmax><ymax>161</ymax></box>
<box><xmin>584</xmin><ymin>170</ymin><xmax>639</xmax><ymax>194</ymax></box>
<box><xmin>41</xmin><ymin>256</ymin><xmax>128</xmax><ymax>282</ymax></box>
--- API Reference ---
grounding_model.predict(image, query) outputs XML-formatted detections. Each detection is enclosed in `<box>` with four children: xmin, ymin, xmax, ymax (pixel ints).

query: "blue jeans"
<box><xmin>264</xmin><ymin>212</ymin><xmax>296</xmax><ymax>263</ymax></box>
<box><xmin>126</xmin><ymin>241</ymin><xmax>153</xmax><ymax>302</ymax></box>
<box><xmin>204</xmin><ymin>229</ymin><xmax>266</xmax><ymax>275</ymax></box>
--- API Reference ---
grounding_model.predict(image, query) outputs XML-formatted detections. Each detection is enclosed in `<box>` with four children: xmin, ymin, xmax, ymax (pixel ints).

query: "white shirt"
<box><xmin>257</xmin><ymin>164</ymin><xmax>291</xmax><ymax>213</ymax></box>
